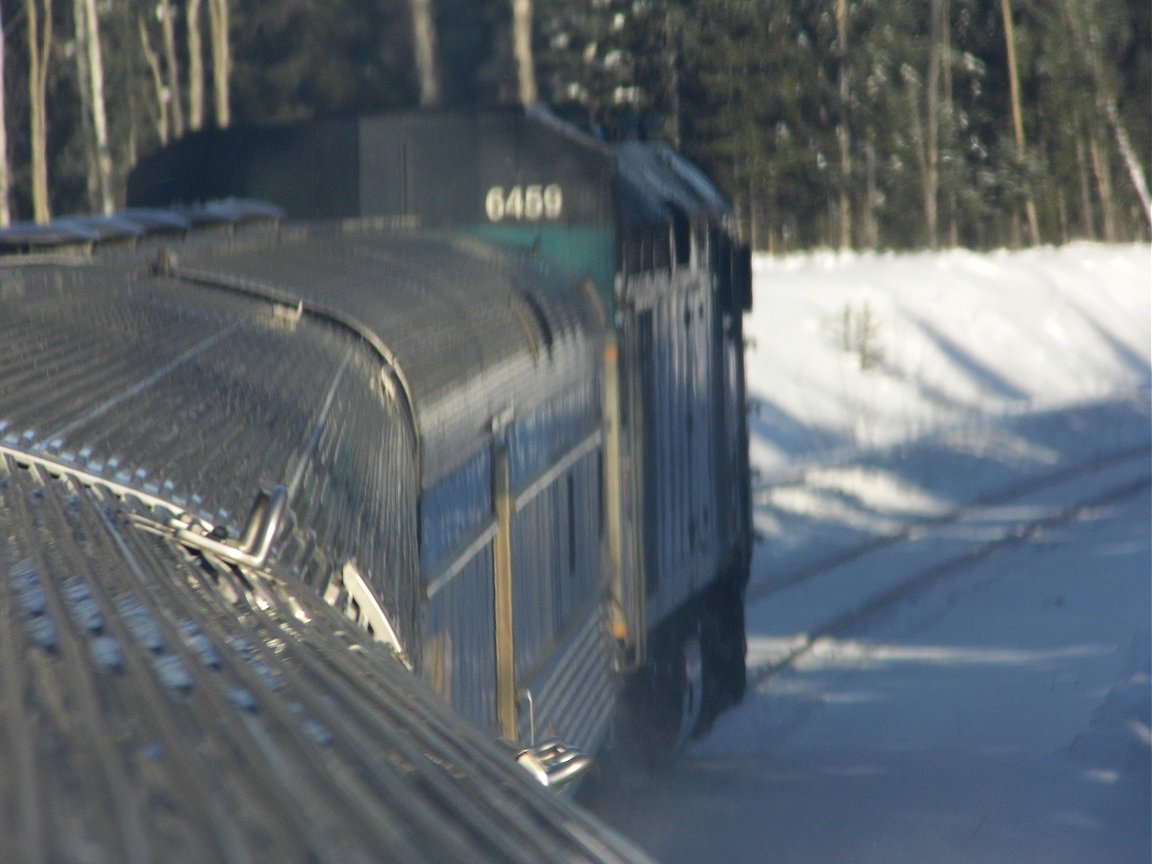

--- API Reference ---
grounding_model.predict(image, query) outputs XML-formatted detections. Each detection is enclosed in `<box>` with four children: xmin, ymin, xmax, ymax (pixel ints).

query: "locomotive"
<box><xmin>0</xmin><ymin>107</ymin><xmax>752</xmax><ymax>860</ymax></box>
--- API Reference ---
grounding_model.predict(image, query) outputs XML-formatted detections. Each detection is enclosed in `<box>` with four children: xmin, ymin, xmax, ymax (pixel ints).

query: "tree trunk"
<box><xmin>1056</xmin><ymin>186</ymin><xmax>1069</xmax><ymax>243</ymax></box>
<box><xmin>999</xmin><ymin>0</ymin><xmax>1040</xmax><ymax>245</ymax></box>
<box><xmin>188</xmin><ymin>0</ymin><xmax>205</xmax><ymax>131</ymax></box>
<box><xmin>140</xmin><ymin>17</ymin><xmax>169</xmax><ymax>145</ymax></box>
<box><xmin>1075</xmin><ymin>122</ymin><xmax>1096</xmax><ymax>238</ymax></box>
<box><xmin>409</xmin><ymin>0</ymin><xmax>440</xmax><ymax>107</ymax></box>
<box><xmin>1102</xmin><ymin>98</ymin><xmax>1152</xmax><ymax>232</ymax></box>
<box><xmin>863</xmin><ymin>134</ymin><xmax>878</xmax><ymax>248</ymax></box>
<box><xmin>940</xmin><ymin>0</ymin><xmax>958</xmax><ymax>247</ymax></box>
<box><xmin>1090</xmin><ymin>131</ymin><xmax>1117</xmax><ymax>242</ymax></box>
<box><xmin>81</xmin><ymin>0</ymin><xmax>113</xmax><ymax>213</ymax></box>
<box><xmin>835</xmin><ymin>0</ymin><xmax>852</xmax><ymax>249</ymax></box>
<box><xmin>1061</xmin><ymin>0</ymin><xmax>1151</xmax><ymax>234</ymax></box>
<box><xmin>511</xmin><ymin>0</ymin><xmax>537</xmax><ymax>105</ymax></box>
<box><xmin>925</xmin><ymin>0</ymin><xmax>942</xmax><ymax>249</ymax></box>
<box><xmin>905</xmin><ymin>67</ymin><xmax>929</xmax><ymax>247</ymax></box>
<box><xmin>208</xmin><ymin>0</ymin><xmax>231</xmax><ymax>127</ymax></box>
<box><xmin>159</xmin><ymin>0</ymin><xmax>185</xmax><ymax>138</ymax></box>
<box><xmin>74</xmin><ymin>0</ymin><xmax>97</xmax><ymax>210</ymax></box>
<box><xmin>27</xmin><ymin>0</ymin><xmax>52</xmax><ymax>223</ymax></box>
<box><xmin>0</xmin><ymin>5</ymin><xmax>10</xmax><ymax>225</ymax></box>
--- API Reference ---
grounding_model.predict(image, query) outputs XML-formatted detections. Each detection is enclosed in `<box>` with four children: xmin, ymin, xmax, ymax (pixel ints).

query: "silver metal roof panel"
<box><xmin>0</xmin><ymin>453</ymin><xmax>651</xmax><ymax>863</ymax></box>
<box><xmin>173</xmin><ymin>226</ymin><xmax>604</xmax><ymax>487</ymax></box>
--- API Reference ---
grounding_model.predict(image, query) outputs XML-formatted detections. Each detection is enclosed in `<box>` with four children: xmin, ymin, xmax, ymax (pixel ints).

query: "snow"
<box><xmin>589</xmin><ymin>243</ymin><xmax>1152</xmax><ymax>862</ymax></box>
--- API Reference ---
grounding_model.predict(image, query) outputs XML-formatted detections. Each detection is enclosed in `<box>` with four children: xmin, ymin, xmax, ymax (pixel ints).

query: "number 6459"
<box><xmin>485</xmin><ymin>185</ymin><xmax>563</xmax><ymax>222</ymax></box>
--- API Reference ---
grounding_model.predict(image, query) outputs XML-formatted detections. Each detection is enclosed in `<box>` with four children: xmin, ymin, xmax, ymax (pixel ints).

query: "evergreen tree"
<box><xmin>230</xmin><ymin>0</ymin><xmax>415</xmax><ymax>124</ymax></box>
<box><xmin>536</xmin><ymin>0</ymin><xmax>667</xmax><ymax>136</ymax></box>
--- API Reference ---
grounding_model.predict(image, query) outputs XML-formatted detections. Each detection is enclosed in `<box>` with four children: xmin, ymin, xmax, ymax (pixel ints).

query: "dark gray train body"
<box><xmin>0</xmin><ymin>227</ymin><xmax>650</xmax><ymax>862</ymax></box>
<box><xmin>0</xmin><ymin>108</ymin><xmax>751</xmax><ymax>859</ymax></box>
<box><xmin>170</xmin><ymin>225</ymin><xmax>615</xmax><ymax>749</ymax></box>
<box><xmin>131</xmin><ymin>107</ymin><xmax>754</xmax><ymax>750</ymax></box>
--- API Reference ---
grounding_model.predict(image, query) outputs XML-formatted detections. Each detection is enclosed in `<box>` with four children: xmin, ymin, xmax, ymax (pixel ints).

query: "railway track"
<box><xmin>745</xmin><ymin>445</ymin><xmax>1151</xmax><ymax>691</ymax></box>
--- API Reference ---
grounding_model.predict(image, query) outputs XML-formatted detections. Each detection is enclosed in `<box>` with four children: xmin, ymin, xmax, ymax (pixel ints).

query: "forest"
<box><xmin>1</xmin><ymin>0</ymin><xmax>1148</xmax><ymax>251</ymax></box>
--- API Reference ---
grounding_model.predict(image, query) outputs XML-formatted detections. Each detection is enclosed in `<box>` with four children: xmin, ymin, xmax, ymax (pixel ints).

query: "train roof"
<box><xmin>0</xmin><ymin>217</ymin><xmax>649</xmax><ymax>862</ymax></box>
<box><xmin>0</xmin><ymin>212</ymin><xmax>602</xmax><ymax>488</ymax></box>
<box><xmin>168</xmin><ymin>223</ymin><xmax>605</xmax><ymax>487</ymax></box>
<box><xmin>0</xmin><ymin>235</ymin><xmax>398</xmax><ymax>545</ymax></box>
<box><xmin>0</xmin><ymin>449</ymin><xmax>650</xmax><ymax>864</ymax></box>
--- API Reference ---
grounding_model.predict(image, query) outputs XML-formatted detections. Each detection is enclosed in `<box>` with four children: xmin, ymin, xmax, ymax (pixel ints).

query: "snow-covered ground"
<box><xmin>589</xmin><ymin>243</ymin><xmax>1151</xmax><ymax>863</ymax></box>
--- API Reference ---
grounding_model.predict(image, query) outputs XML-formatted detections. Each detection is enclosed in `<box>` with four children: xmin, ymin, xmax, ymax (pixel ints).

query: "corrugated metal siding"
<box><xmin>509</xmin><ymin>435</ymin><xmax>613</xmax><ymax>753</ymax></box>
<box><xmin>625</xmin><ymin>268</ymin><xmax>722</xmax><ymax>625</ymax></box>
<box><xmin>424</xmin><ymin>549</ymin><xmax>499</xmax><ymax>732</ymax></box>
<box><xmin>518</xmin><ymin>604</ymin><xmax>616</xmax><ymax>756</ymax></box>
<box><xmin>511</xmin><ymin>450</ymin><xmax>603</xmax><ymax>678</ymax></box>
<box><xmin>420</xmin><ymin>449</ymin><xmax>492</xmax><ymax>574</ymax></box>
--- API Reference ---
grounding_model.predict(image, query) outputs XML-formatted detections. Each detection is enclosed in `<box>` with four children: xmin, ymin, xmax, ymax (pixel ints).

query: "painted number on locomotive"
<box><xmin>485</xmin><ymin>185</ymin><xmax>563</xmax><ymax>222</ymax></box>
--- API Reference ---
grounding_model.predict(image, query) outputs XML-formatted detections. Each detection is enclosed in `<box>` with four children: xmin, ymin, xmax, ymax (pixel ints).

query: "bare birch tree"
<box><xmin>834</xmin><ymin>0</ymin><xmax>852</xmax><ymax>248</ymax></box>
<box><xmin>0</xmin><ymin>5</ymin><xmax>11</xmax><ymax>225</ymax></box>
<box><xmin>1103</xmin><ymin>98</ymin><xmax>1152</xmax><ymax>229</ymax></box>
<box><xmin>939</xmin><ymin>0</ymin><xmax>957</xmax><ymax>246</ymax></box>
<box><xmin>999</xmin><ymin>0</ymin><xmax>1040</xmax><ymax>244</ymax></box>
<box><xmin>27</xmin><ymin>0</ymin><xmax>52</xmax><ymax>223</ymax></box>
<box><xmin>139</xmin><ymin>16</ymin><xmax>170</xmax><ymax>145</ymax></box>
<box><xmin>924</xmin><ymin>0</ymin><xmax>942</xmax><ymax>248</ymax></box>
<box><xmin>207</xmin><ymin>0</ymin><xmax>230</xmax><ymax>127</ymax></box>
<box><xmin>409</xmin><ymin>0</ymin><xmax>440</xmax><ymax>107</ymax></box>
<box><xmin>511</xmin><ymin>0</ymin><xmax>537</xmax><ymax>104</ymax></box>
<box><xmin>1061</xmin><ymin>0</ymin><xmax>1151</xmax><ymax>233</ymax></box>
<box><xmin>73</xmin><ymin>0</ymin><xmax>95</xmax><ymax>207</ymax></box>
<box><xmin>159</xmin><ymin>0</ymin><xmax>185</xmax><ymax>138</ymax></box>
<box><xmin>188</xmin><ymin>0</ymin><xmax>205</xmax><ymax>131</ymax></box>
<box><xmin>78</xmin><ymin>0</ymin><xmax>113</xmax><ymax>213</ymax></box>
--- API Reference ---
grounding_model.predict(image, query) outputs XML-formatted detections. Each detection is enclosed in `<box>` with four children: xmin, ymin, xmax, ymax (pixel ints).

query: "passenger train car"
<box><xmin>0</xmin><ymin>107</ymin><xmax>752</xmax><ymax>860</ymax></box>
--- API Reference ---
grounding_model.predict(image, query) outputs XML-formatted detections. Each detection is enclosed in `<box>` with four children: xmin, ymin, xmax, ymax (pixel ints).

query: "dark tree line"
<box><xmin>536</xmin><ymin>0</ymin><xmax>1151</xmax><ymax>250</ymax></box>
<box><xmin>1</xmin><ymin>0</ymin><xmax>1148</xmax><ymax>251</ymax></box>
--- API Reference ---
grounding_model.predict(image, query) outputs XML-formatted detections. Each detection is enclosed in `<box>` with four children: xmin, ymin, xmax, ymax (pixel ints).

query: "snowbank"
<box><xmin>745</xmin><ymin>243</ymin><xmax>1152</xmax><ymax>471</ymax></box>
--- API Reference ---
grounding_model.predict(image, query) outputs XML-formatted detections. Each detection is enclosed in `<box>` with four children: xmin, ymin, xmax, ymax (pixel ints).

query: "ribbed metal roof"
<box><xmin>171</xmin><ymin>225</ymin><xmax>604</xmax><ymax>487</ymax></box>
<box><xmin>0</xmin><ymin>452</ymin><xmax>650</xmax><ymax>864</ymax></box>
<box><xmin>0</xmin><ymin>223</ymin><xmax>647</xmax><ymax>863</ymax></box>
<box><xmin>0</xmin><ymin>254</ymin><xmax>403</xmax><ymax>543</ymax></box>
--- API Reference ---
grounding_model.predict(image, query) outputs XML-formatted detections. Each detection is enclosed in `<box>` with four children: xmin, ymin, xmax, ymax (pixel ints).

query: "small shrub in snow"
<box><xmin>832</xmin><ymin>302</ymin><xmax>885</xmax><ymax>371</ymax></box>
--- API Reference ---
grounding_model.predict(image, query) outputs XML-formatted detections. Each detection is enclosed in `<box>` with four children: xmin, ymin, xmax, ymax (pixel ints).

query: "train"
<box><xmin>0</xmin><ymin>106</ymin><xmax>752</xmax><ymax>861</ymax></box>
